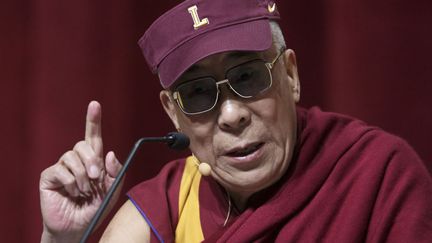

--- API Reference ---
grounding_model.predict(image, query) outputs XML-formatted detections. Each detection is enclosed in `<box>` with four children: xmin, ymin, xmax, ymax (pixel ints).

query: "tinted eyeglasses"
<box><xmin>172</xmin><ymin>48</ymin><xmax>285</xmax><ymax>115</ymax></box>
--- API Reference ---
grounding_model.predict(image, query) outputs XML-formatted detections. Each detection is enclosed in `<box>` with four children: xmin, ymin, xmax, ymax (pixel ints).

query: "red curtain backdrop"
<box><xmin>1</xmin><ymin>0</ymin><xmax>431</xmax><ymax>242</ymax></box>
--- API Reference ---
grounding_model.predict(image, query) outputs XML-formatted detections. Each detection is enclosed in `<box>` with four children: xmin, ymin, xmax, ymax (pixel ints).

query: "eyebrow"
<box><xmin>225</xmin><ymin>51</ymin><xmax>259</xmax><ymax>60</ymax></box>
<box><xmin>185</xmin><ymin>51</ymin><xmax>260</xmax><ymax>74</ymax></box>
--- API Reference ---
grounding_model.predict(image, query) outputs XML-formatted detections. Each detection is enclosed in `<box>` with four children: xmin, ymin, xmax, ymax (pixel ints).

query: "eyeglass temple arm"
<box><xmin>267</xmin><ymin>48</ymin><xmax>286</xmax><ymax>69</ymax></box>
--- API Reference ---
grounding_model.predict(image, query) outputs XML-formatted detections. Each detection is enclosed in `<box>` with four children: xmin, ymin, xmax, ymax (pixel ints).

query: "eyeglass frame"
<box><xmin>172</xmin><ymin>48</ymin><xmax>286</xmax><ymax>115</ymax></box>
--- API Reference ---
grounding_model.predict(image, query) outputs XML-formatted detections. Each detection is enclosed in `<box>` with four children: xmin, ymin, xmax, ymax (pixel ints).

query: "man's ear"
<box><xmin>283</xmin><ymin>49</ymin><xmax>301</xmax><ymax>102</ymax></box>
<box><xmin>160</xmin><ymin>90</ymin><xmax>180</xmax><ymax>130</ymax></box>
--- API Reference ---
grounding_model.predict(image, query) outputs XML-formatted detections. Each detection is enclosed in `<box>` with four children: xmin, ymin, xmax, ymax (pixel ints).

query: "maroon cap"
<box><xmin>139</xmin><ymin>0</ymin><xmax>280</xmax><ymax>88</ymax></box>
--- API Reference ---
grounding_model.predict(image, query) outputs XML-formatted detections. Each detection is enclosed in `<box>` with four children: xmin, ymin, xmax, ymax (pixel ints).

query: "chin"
<box><xmin>225</xmin><ymin>168</ymin><xmax>282</xmax><ymax>193</ymax></box>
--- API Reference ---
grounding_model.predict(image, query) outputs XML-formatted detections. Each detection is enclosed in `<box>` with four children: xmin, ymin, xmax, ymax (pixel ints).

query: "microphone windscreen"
<box><xmin>167</xmin><ymin>132</ymin><xmax>190</xmax><ymax>150</ymax></box>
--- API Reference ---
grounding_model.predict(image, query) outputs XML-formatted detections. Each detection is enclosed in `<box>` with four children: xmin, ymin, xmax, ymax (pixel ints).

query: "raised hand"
<box><xmin>40</xmin><ymin>101</ymin><xmax>123</xmax><ymax>243</ymax></box>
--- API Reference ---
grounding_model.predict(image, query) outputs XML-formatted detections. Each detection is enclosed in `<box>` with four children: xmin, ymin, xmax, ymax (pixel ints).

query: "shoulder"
<box><xmin>296</xmin><ymin>106</ymin><xmax>431</xmax><ymax>202</ymax></box>
<box><xmin>298</xmin><ymin>106</ymin><xmax>418</xmax><ymax>155</ymax></box>
<box><xmin>294</xmin><ymin>107</ymin><xmax>432</xmax><ymax>242</ymax></box>
<box><xmin>296</xmin><ymin>106</ymin><xmax>429</xmax><ymax>177</ymax></box>
<box><xmin>100</xmin><ymin>200</ymin><xmax>150</xmax><ymax>243</ymax></box>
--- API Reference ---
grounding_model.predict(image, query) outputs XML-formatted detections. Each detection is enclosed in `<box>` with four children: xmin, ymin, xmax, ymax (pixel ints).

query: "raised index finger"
<box><xmin>85</xmin><ymin>101</ymin><xmax>103</xmax><ymax>157</ymax></box>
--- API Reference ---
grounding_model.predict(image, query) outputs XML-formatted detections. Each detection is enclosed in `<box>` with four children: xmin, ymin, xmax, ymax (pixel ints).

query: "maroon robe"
<box><xmin>128</xmin><ymin>107</ymin><xmax>432</xmax><ymax>242</ymax></box>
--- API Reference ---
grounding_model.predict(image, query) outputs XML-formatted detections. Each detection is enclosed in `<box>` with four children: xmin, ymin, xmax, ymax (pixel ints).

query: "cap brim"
<box><xmin>158</xmin><ymin>19</ymin><xmax>273</xmax><ymax>88</ymax></box>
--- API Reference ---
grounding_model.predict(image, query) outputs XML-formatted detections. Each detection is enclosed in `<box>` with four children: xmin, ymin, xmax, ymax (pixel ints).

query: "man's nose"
<box><xmin>217</xmin><ymin>96</ymin><xmax>251</xmax><ymax>131</ymax></box>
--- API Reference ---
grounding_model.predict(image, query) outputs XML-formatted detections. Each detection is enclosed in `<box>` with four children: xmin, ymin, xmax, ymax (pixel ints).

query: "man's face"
<box><xmin>160</xmin><ymin>46</ymin><xmax>300</xmax><ymax>198</ymax></box>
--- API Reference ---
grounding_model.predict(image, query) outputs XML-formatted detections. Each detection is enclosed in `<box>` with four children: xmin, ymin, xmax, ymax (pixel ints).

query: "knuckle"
<box><xmin>62</xmin><ymin>152</ymin><xmax>81</xmax><ymax>169</ymax></box>
<box><xmin>53</xmin><ymin>163</ymin><xmax>64</xmax><ymax>174</ymax></box>
<box><xmin>75</xmin><ymin>166</ymin><xmax>87</xmax><ymax>178</ymax></box>
<box><xmin>84</xmin><ymin>154</ymin><xmax>98</xmax><ymax>165</ymax></box>
<box><xmin>73</xmin><ymin>140</ymin><xmax>86</xmax><ymax>151</ymax></box>
<box><xmin>64</xmin><ymin>176</ymin><xmax>76</xmax><ymax>187</ymax></box>
<box><xmin>40</xmin><ymin>167</ymin><xmax>52</xmax><ymax>178</ymax></box>
<box><xmin>63</xmin><ymin>150</ymin><xmax>76</xmax><ymax>161</ymax></box>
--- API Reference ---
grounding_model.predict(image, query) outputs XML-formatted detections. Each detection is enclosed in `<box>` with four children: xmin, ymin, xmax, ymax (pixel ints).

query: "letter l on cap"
<box><xmin>188</xmin><ymin>5</ymin><xmax>209</xmax><ymax>29</ymax></box>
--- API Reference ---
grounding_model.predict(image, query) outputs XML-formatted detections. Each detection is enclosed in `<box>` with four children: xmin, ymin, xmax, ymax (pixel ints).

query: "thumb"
<box><xmin>104</xmin><ymin>151</ymin><xmax>124</xmax><ymax>208</ymax></box>
<box><xmin>105</xmin><ymin>151</ymin><xmax>122</xmax><ymax>183</ymax></box>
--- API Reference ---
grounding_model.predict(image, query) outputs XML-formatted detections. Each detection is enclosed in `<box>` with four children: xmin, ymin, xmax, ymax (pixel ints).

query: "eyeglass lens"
<box><xmin>175</xmin><ymin>59</ymin><xmax>272</xmax><ymax>114</ymax></box>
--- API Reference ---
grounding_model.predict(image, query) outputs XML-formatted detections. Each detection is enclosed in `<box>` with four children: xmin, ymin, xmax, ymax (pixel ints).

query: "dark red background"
<box><xmin>1</xmin><ymin>0</ymin><xmax>431</xmax><ymax>242</ymax></box>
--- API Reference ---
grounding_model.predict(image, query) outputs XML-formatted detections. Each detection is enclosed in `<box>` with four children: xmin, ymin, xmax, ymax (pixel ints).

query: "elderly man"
<box><xmin>40</xmin><ymin>0</ymin><xmax>432</xmax><ymax>242</ymax></box>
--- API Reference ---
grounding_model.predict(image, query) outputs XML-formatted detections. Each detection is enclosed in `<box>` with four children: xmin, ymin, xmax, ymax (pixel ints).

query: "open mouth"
<box><xmin>226</xmin><ymin>142</ymin><xmax>264</xmax><ymax>157</ymax></box>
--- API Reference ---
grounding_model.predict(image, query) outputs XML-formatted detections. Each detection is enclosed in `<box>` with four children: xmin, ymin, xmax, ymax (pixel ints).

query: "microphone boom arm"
<box><xmin>80</xmin><ymin>133</ymin><xmax>188</xmax><ymax>243</ymax></box>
